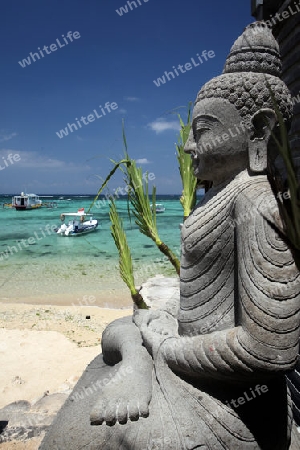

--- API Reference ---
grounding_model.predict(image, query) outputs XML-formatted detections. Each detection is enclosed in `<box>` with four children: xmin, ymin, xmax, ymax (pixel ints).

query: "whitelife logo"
<box><xmin>18</xmin><ymin>31</ymin><xmax>81</xmax><ymax>68</ymax></box>
<box><xmin>116</xmin><ymin>0</ymin><xmax>149</xmax><ymax>16</ymax></box>
<box><xmin>153</xmin><ymin>50</ymin><xmax>215</xmax><ymax>87</ymax></box>
<box><xmin>265</xmin><ymin>1</ymin><xmax>300</xmax><ymax>28</ymax></box>
<box><xmin>55</xmin><ymin>101</ymin><xmax>118</xmax><ymax>139</ymax></box>
<box><xmin>0</xmin><ymin>153</ymin><xmax>20</xmax><ymax>171</ymax></box>
<box><xmin>0</xmin><ymin>224</ymin><xmax>58</xmax><ymax>261</ymax></box>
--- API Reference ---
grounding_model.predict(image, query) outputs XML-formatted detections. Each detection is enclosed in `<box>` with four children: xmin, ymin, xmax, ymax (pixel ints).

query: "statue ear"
<box><xmin>248</xmin><ymin>108</ymin><xmax>277</xmax><ymax>173</ymax></box>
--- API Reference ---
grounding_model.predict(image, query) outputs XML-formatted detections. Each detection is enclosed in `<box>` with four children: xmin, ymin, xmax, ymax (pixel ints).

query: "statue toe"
<box><xmin>127</xmin><ymin>400</ymin><xmax>140</xmax><ymax>421</ymax></box>
<box><xmin>90</xmin><ymin>405</ymin><xmax>105</xmax><ymax>426</ymax></box>
<box><xmin>116</xmin><ymin>401</ymin><xmax>128</xmax><ymax>424</ymax></box>
<box><xmin>139</xmin><ymin>400</ymin><xmax>150</xmax><ymax>418</ymax></box>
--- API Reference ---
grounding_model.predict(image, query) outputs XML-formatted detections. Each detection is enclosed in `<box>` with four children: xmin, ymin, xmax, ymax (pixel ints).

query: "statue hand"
<box><xmin>137</xmin><ymin>310</ymin><xmax>179</xmax><ymax>358</ymax></box>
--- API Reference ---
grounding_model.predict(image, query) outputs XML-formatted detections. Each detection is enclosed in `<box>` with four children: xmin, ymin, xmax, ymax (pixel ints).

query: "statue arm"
<box><xmin>101</xmin><ymin>315</ymin><xmax>153</xmax><ymax>368</ymax></box>
<box><xmin>161</xmin><ymin>209</ymin><xmax>300</xmax><ymax>382</ymax></box>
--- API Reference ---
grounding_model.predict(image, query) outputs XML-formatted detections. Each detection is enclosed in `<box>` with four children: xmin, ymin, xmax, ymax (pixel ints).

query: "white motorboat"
<box><xmin>150</xmin><ymin>203</ymin><xmax>165</xmax><ymax>213</ymax></box>
<box><xmin>12</xmin><ymin>192</ymin><xmax>42</xmax><ymax>210</ymax></box>
<box><xmin>55</xmin><ymin>208</ymin><xmax>98</xmax><ymax>236</ymax></box>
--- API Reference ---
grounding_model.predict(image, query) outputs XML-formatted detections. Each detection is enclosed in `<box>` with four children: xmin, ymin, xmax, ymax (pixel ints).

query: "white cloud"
<box><xmin>124</xmin><ymin>96</ymin><xmax>140</xmax><ymax>102</ymax></box>
<box><xmin>148</xmin><ymin>118</ymin><xmax>180</xmax><ymax>134</ymax></box>
<box><xmin>0</xmin><ymin>132</ymin><xmax>17</xmax><ymax>142</ymax></box>
<box><xmin>118</xmin><ymin>108</ymin><xmax>127</xmax><ymax>115</ymax></box>
<box><xmin>135</xmin><ymin>158</ymin><xmax>150</xmax><ymax>164</ymax></box>
<box><xmin>0</xmin><ymin>149</ymin><xmax>89</xmax><ymax>171</ymax></box>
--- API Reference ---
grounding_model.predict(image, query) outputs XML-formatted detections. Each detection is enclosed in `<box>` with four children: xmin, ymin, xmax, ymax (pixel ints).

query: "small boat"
<box><xmin>150</xmin><ymin>203</ymin><xmax>165</xmax><ymax>213</ymax></box>
<box><xmin>55</xmin><ymin>208</ymin><xmax>98</xmax><ymax>236</ymax></box>
<box><xmin>12</xmin><ymin>192</ymin><xmax>42</xmax><ymax>210</ymax></box>
<box><xmin>44</xmin><ymin>201</ymin><xmax>57</xmax><ymax>208</ymax></box>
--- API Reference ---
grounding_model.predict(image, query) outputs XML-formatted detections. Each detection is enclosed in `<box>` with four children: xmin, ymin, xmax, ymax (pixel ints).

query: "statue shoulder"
<box><xmin>232</xmin><ymin>181</ymin><xmax>281</xmax><ymax>231</ymax></box>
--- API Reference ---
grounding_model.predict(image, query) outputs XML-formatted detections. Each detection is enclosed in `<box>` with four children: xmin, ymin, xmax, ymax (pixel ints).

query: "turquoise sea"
<box><xmin>0</xmin><ymin>195</ymin><xmax>190</xmax><ymax>306</ymax></box>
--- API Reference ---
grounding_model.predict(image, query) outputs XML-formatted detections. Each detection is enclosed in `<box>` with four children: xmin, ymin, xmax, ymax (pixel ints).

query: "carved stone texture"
<box><xmin>223</xmin><ymin>22</ymin><xmax>282</xmax><ymax>76</ymax></box>
<box><xmin>252</xmin><ymin>1</ymin><xmax>300</xmax><ymax>430</ymax></box>
<box><xmin>40</xmin><ymin>22</ymin><xmax>300</xmax><ymax>450</ymax></box>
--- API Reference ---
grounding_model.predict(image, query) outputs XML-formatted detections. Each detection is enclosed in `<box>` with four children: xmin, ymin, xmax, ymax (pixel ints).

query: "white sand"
<box><xmin>0</xmin><ymin>303</ymin><xmax>132</xmax><ymax>409</ymax></box>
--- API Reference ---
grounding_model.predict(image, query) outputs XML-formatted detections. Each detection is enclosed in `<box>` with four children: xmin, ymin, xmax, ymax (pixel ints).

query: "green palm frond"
<box><xmin>88</xmin><ymin>120</ymin><xmax>181</xmax><ymax>303</ymax></box>
<box><xmin>123</xmin><ymin>146</ymin><xmax>180</xmax><ymax>275</ymax></box>
<box><xmin>109</xmin><ymin>200</ymin><xmax>148</xmax><ymax>309</ymax></box>
<box><xmin>176</xmin><ymin>104</ymin><xmax>198</xmax><ymax>220</ymax></box>
<box><xmin>86</xmin><ymin>159</ymin><xmax>131</xmax><ymax>214</ymax></box>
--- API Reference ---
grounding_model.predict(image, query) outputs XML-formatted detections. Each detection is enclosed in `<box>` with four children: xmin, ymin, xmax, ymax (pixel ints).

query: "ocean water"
<box><xmin>0</xmin><ymin>195</ymin><xmax>190</xmax><ymax>305</ymax></box>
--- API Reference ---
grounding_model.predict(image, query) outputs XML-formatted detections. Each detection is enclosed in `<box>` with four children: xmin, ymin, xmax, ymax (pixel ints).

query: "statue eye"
<box><xmin>194</xmin><ymin>127</ymin><xmax>210</xmax><ymax>140</ymax></box>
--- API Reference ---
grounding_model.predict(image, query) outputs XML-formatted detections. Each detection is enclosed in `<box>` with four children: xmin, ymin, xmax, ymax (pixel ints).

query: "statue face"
<box><xmin>184</xmin><ymin>98</ymin><xmax>250</xmax><ymax>184</ymax></box>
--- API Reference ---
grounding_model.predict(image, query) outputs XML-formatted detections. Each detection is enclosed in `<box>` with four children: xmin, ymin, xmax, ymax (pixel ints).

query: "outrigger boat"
<box><xmin>12</xmin><ymin>192</ymin><xmax>42</xmax><ymax>210</ymax></box>
<box><xmin>55</xmin><ymin>208</ymin><xmax>98</xmax><ymax>236</ymax></box>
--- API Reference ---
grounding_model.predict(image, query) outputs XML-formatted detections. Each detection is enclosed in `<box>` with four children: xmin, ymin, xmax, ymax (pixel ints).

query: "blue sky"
<box><xmin>0</xmin><ymin>0</ymin><xmax>253</xmax><ymax>194</ymax></box>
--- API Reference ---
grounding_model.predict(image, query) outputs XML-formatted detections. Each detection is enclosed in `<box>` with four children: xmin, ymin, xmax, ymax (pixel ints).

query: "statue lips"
<box><xmin>187</xmin><ymin>149</ymin><xmax>203</xmax><ymax>178</ymax></box>
<box><xmin>191</xmin><ymin>153</ymin><xmax>199</xmax><ymax>173</ymax></box>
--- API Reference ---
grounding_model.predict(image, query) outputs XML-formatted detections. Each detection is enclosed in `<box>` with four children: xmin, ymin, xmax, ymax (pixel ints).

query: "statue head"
<box><xmin>185</xmin><ymin>22</ymin><xmax>293</xmax><ymax>185</ymax></box>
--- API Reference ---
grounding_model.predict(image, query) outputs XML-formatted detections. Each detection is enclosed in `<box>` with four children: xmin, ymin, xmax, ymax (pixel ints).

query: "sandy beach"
<box><xmin>0</xmin><ymin>298</ymin><xmax>133</xmax><ymax>449</ymax></box>
<box><xmin>0</xmin><ymin>260</ymin><xmax>135</xmax><ymax>308</ymax></box>
<box><xmin>0</xmin><ymin>301</ymin><xmax>133</xmax><ymax>406</ymax></box>
<box><xmin>0</xmin><ymin>274</ymin><xmax>180</xmax><ymax>448</ymax></box>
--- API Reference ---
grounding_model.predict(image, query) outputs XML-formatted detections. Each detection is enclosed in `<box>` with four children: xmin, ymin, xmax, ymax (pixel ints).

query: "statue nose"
<box><xmin>184</xmin><ymin>131</ymin><xmax>196</xmax><ymax>154</ymax></box>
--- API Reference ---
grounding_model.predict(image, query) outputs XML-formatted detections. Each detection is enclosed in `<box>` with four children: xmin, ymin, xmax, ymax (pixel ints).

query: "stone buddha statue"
<box><xmin>40</xmin><ymin>22</ymin><xmax>300</xmax><ymax>450</ymax></box>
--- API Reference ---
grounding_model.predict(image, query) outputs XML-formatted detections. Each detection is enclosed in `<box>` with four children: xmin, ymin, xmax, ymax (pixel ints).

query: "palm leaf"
<box><xmin>109</xmin><ymin>200</ymin><xmax>148</xmax><ymax>309</ymax></box>
<box><xmin>86</xmin><ymin>159</ymin><xmax>130</xmax><ymax>214</ymax></box>
<box><xmin>124</xmin><ymin>156</ymin><xmax>180</xmax><ymax>275</ymax></box>
<box><xmin>176</xmin><ymin>104</ymin><xmax>198</xmax><ymax>220</ymax></box>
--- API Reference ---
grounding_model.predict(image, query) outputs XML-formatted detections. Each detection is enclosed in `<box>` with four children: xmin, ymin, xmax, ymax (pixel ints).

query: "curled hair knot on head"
<box><xmin>196</xmin><ymin>22</ymin><xmax>293</xmax><ymax>129</ymax></box>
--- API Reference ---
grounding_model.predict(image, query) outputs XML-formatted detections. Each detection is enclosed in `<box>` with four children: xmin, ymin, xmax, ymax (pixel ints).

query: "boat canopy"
<box><xmin>61</xmin><ymin>212</ymin><xmax>93</xmax><ymax>216</ymax></box>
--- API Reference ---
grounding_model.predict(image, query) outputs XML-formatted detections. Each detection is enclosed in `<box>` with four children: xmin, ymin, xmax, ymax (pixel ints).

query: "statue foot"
<box><xmin>90</xmin><ymin>364</ymin><xmax>153</xmax><ymax>426</ymax></box>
